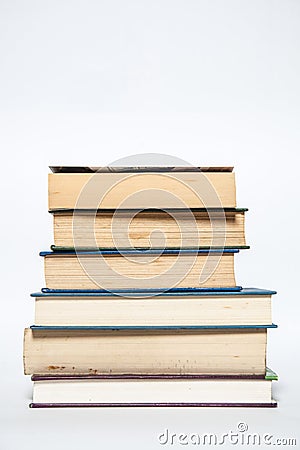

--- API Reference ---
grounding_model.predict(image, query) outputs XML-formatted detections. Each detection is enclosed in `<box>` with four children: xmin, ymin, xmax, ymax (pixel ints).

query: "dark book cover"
<box><xmin>30</xmin><ymin>402</ymin><xmax>277</xmax><ymax>408</ymax></box>
<box><xmin>50</xmin><ymin>166</ymin><xmax>234</xmax><ymax>174</ymax></box>
<box><xmin>40</xmin><ymin>248</ymin><xmax>240</xmax><ymax>256</ymax></box>
<box><xmin>30</xmin><ymin>324</ymin><xmax>278</xmax><ymax>330</ymax></box>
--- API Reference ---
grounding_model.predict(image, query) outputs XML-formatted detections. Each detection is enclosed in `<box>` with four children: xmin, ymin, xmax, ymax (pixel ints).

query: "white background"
<box><xmin>0</xmin><ymin>0</ymin><xmax>300</xmax><ymax>448</ymax></box>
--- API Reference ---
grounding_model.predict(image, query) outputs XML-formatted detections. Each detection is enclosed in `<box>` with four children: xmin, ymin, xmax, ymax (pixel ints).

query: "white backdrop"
<box><xmin>0</xmin><ymin>1</ymin><xmax>299</xmax><ymax>449</ymax></box>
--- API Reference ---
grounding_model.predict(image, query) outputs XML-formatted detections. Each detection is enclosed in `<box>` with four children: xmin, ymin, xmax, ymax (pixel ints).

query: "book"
<box><xmin>51</xmin><ymin>208</ymin><xmax>248</xmax><ymax>250</ymax></box>
<box><xmin>48</xmin><ymin>167</ymin><xmax>236</xmax><ymax>210</ymax></box>
<box><xmin>40</xmin><ymin>249</ymin><xmax>239</xmax><ymax>290</ymax></box>
<box><xmin>23</xmin><ymin>164</ymin><xmax>279</xmax><ymax>408</ymax></box>
<box><xmin>30</xmin><ymin>369</ymin><xmax>278</xmax><ymax>408</ymax></box>
<box><xmin>23</xmin><ymin>325</ymin><xmax>276</xmax><ymax>376</ymax></box>
<box><xmin>31</xmin><ymin>288</ymin><xmax>275</xmax><ymax>326</ymax></box>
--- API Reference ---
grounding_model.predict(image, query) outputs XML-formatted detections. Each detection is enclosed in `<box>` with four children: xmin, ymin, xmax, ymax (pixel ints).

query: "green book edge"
<box><xmin>265</xmin><ymin>368</ymin><xmax>278</xmax><ymax>381</ymax></box>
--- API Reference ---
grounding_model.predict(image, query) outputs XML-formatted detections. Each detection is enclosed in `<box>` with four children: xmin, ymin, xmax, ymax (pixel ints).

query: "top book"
<box><xmin>48</xmin><ymin>166</ymin><xmax>236</xmax><ymax>210</ymax></box>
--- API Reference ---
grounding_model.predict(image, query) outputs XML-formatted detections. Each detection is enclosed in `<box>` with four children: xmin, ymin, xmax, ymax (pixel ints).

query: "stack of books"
<box><xmin>23</xmin><ymin>166</ymin><xmax>278</xmax><ymax>407</ymax></box>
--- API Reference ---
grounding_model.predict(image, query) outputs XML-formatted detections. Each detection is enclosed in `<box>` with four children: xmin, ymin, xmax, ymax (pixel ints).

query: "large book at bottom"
<box><xmin>30</xmin><ymin>369</ymin><xmax>278</xmax><ymax>408</ymax></box>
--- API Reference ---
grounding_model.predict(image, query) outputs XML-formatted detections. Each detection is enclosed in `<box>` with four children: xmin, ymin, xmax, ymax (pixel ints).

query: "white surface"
<box><xmin>0</xmin><ymin>0</ymin><xmax>299</xmax><ymax>448</ymax></box>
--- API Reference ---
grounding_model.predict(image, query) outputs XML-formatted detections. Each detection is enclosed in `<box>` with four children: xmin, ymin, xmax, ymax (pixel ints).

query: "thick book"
<box><xmin>23</xmin><ymin>325</ymin><xmax>277</xmax><ymax>376</ymax></box>
<box><xmin>48</xmin><ymin>167</ymin><xmax>236</xmax><ymax>210</ymax></box>
<box><xmin>40</xmin><ymin>248</ymin><xmax>239</xmax><ymax>290</ymax></box>
<box><xmin>51</xmin><ymin>208</ymin><xmax>248</xmax><ymax>250</ymax></box>
<box><xmin>29</xmin><ymin>369</ymin><xmax>278</xmax><ymax>408</ymax></box>
<box><xmin>31</xmin><ymin>288</ymin><xmax>275</xmax><ymax>327</ymax></box>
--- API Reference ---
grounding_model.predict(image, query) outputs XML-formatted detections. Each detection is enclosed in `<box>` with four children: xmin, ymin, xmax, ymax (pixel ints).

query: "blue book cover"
<box><xmin>40</xmin><ymin>248</ymin><xmax>240</xmax><ymax>257</ymax></box>
<box><xmin>32</xmin><ymin>287</ymin><xmax>276</xmax><ymax>297</ymax></box>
